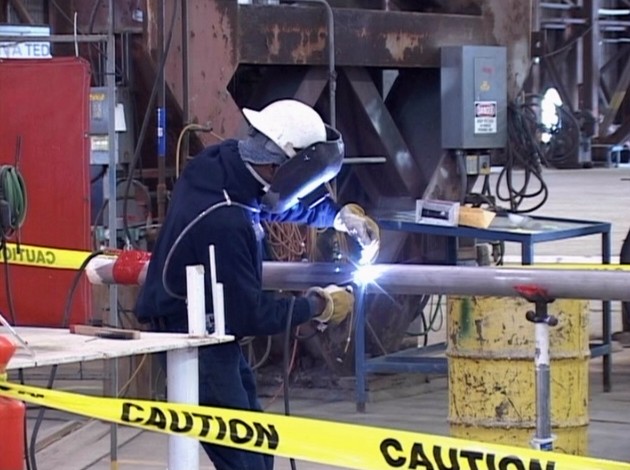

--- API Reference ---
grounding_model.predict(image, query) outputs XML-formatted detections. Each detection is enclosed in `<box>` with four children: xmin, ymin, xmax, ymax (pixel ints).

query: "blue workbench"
<box><xmin>354</xmin><ymin>212</ymin><xmax>612</xmax><ymax>412</ymax></box>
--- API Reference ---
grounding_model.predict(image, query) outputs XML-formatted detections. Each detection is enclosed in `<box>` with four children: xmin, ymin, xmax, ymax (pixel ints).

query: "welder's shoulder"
<box><xmin>196</xmin><ymin>204</ymin><xmax>254</xmax><ymax>233</ymax></box>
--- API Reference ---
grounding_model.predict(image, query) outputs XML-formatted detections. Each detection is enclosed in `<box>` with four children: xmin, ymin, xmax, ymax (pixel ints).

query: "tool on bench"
<box><xmin>69</xmin><ymin>324</ymin><xmax>140</xmax><ymax>340</ymax></box>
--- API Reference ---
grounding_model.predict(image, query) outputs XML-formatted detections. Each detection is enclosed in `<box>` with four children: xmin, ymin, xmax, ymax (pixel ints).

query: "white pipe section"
<box><xmin>167</xmin><ymin>265</ymin><xmax>203</xmax><ymax>470</ymax></box>
<box><xmin>214</xmin><ymin>283</ymin><xmax>226</xmax><ymax>337</ymax></box>
<box><xmin>186</xmin><ymin>265</ymin><xmax>207</xmax><ymax>337</ymax></box>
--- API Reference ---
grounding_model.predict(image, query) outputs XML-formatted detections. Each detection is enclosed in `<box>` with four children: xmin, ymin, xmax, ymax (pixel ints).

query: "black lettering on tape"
<box><xmin>528</xmin><ymin>459</ymin><xmax>555</xmax><ymax>470</ymax></box>
<box><xmin>499</xmin><ymin>456</ymin><xmax>525</xmax><ymax>470</ymax></box>
<box><xmin>460</xmin><ymin>450</ymin><xmax>483</xmax><ymax>470</ymax></box>
<box><xmin>18</xmin><ymin>390</ymin><xmax>44</xmax><ymax>399</ymax></box>
<box><xmin>26</xmin><ymin>250</ymin><xmax>36</xmax><ymax>263</ymax></box>
<box><xmin>121</xmin><ymin>402</ymin><xmax>144</xmax><ymax>423</ymax></box>
<box><xmin>380</xmin><ymin>438</ymin><xmax>405</xmax><ymax>467</ymax></box>
<box><xmin>145</xmin><ymin>406</ymin><xmax>168</xmax><ymax>430</ymax></box>
<box><xmin>46</xmin><ymin>251</ymin><xmax>55</xmax><ymax>264</ymax></box>
<box><xmin>36</xmin><ymin>250</ymin><xmax>46</xmax><ymax>264</ymax></box>
<box><xmin>169</xmin><ymin>410</ymin><xmax>194</xmax><ymax>433</ymax></box>
<box><xmin>230</xmin><ymin>419</ymin><xmax>254</xmax><ymax>445</ymax></box>
<box><xmin>409</xmin><ymin>443</ymin><xmax>434</xmax><ymax>469</ymax></box>
<box><xmin>216</xmin><ymin>416</ymin><xmax>227</xmax><ymax>440</ymax></box>
<box><xmin>192</xmin><ymin>413</ymin><xmax>213</xmax><ymax>438</ymax></box>
<box><xmin>433</xmin><ymin>446</ymin><xmax>460</xmax><ymax>470</ymax></box>
<box><xmin>253</xmin><ymin>422</ymin><xmax>279</xmax><ymax>450</ymax></box>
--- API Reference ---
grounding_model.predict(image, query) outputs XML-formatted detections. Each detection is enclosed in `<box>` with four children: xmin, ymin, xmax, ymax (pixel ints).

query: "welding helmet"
<box><xmin>242</xmin><ymin>100</ymin><xmax>345</xmax><ymax>214</ymax></box>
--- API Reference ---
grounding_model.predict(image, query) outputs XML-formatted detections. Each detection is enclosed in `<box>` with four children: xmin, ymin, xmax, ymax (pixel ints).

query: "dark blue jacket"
<box><xmin>135</xmin><ymin>140</ymin><xmax>339</xmax><ymax>337</ymax></box>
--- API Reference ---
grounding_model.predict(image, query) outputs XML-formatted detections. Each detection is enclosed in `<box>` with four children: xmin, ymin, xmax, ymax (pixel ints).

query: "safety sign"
<box><xmin>474</xmin><ymin>101</ymin><xmax>498</xmax><ymax>134</ymax></box>
<box><xmin>1</xmin><ymin>381</ymin><xmax>629</xmax><ymax>470</ymax></box>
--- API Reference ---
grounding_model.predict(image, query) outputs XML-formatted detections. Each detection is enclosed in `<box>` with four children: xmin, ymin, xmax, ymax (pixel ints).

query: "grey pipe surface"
<box><xmin>87</xmin><ymin>258</ymin><xmax>630</xmax><ymax>301</ymax></box>
<box><xmin>260</xmin><ymin>262</ymin><xmax>630</xmax><ymax>301</ymax></box>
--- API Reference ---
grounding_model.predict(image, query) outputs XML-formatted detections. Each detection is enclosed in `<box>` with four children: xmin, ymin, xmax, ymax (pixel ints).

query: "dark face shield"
<box><xmin>261</xmin><ymin>125</ymin><xmax>344</xmax><ymax>214</ymax></box>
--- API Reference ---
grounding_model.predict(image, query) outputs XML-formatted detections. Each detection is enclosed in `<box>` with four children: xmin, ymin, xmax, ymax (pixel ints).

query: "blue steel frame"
<box><xmin>354</xmin><ymin>213</ymin><xmax>612</xmax><ymax>412</ymax></box>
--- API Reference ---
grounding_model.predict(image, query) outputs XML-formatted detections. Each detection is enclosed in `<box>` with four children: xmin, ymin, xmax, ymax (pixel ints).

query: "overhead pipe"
<box><xmin>86</xmin><ymin>255</ymin><xmax>630</xmax><ymax>302</ymax></box>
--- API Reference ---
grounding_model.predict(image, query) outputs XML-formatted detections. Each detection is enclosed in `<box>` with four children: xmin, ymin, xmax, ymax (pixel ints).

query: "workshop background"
<box><xmin>3</xmin><ymin>0</ymin><xmax>630</xmax><ymax>469</ymax></box>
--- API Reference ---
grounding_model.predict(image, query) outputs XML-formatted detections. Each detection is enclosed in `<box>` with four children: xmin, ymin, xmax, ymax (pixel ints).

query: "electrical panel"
<box><xmin>441</xmin><ymin>45</ymin><xmax>507</xmax><ymax>149</ymax></box>
<box><xmin>89</xmin><ymin>87</ymin><xmax>134</xmax><ymax>164</ymax></box>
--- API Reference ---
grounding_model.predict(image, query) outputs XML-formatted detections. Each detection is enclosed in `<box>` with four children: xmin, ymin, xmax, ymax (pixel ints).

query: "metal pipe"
<box><xmin>105</xmin><ymin>0</ymin><xmax>119</xmax><ymax>465</ymax></box>
<box><xmin>260</xmin><ymin>262</ymin><xmax>630</xmax><ymax>301</ymax></box>
<box><xmin>157</xmin><ymin>0</ymin><xmax>167</xmax><ymax>222</ymax></box>
<box><xmin>86</xmin><ymin>258</ymin><xmax>630</xmax><ymax>302</ymax></box>
<box><xmin>0</xmin><ymin>34</ymin><xmax>107</xmax><ymax>42</ymax></box>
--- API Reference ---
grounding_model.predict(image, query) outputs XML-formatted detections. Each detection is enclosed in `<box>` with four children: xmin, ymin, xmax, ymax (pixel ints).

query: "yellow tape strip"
<box><xmin>1</xmin><ymin>382</ymin><xmax>628</xmax><ymax>470</ymax></box>
<box><xmin>0</xmin><ymin>243</ymin><xmax>90</xmax><ymax>270</ymax></box>
<box><xmin>509</xmin><ymin>263</ymin><xmax>630</xmax><ymax>271</ymax></box>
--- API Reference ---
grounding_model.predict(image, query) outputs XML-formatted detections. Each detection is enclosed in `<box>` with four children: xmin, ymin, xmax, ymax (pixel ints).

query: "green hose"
<box><xmin>0</xmin><ymin>165</ymin><xmax>27</xmax><ymax>237</ymax></box>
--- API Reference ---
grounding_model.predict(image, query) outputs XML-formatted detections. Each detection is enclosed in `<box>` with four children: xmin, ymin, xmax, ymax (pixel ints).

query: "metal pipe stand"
<box><xmin>517</xmin><ymin>285</ymin><xmax>558</xmax><ymax>452</ymax></box>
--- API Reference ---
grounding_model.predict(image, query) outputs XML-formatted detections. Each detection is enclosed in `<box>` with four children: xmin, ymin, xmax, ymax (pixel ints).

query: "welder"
<box><xmin>135</xmin><ymin>99</ymin><xmax>379</xmax><ymax>470</ymax></box>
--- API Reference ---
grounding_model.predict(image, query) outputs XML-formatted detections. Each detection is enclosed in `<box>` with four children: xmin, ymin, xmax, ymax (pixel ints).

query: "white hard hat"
<box><xmin>242</xmin><ymin>99</ymin><xmax>327</xmax><ymax>158</ymax></box>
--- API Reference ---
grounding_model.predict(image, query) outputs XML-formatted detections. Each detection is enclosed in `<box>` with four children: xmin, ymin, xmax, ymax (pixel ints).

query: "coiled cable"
<box><xmin>0</xmin><ymin>165</ymin><xmax>27</xmax><ymax>239</ymax></box>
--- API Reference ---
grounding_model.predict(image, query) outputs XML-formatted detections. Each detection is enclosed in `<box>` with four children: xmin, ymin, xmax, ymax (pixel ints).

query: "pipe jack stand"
<box><xmin>515</xmin><ymin>285</ymin><xmax>558</xmax><ymax>452</ymax></box>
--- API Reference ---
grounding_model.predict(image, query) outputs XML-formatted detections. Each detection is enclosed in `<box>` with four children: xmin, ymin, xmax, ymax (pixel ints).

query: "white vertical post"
<box><xmin>167</xmin><ymin>265</ymin><xmax>204</xmax><ymax>470</ymax></box>
<box><xmin>214</xmin><ymin>283</ymin><xmax>226</xmax><ymax>337</ymax></box>
<box><xmin>208</xmin><ymin>245</ymin><xmax>228</xmax><ymax>338</ymax></box>
<box><xmin>208</xmin><ymin>245</ymin><xmax>219</xmax><ymax>319</ymax></box>
<box><xmin>186</xmin><ymin>265</ymin><xmax>207</xmax><ymax>337</ymax></box>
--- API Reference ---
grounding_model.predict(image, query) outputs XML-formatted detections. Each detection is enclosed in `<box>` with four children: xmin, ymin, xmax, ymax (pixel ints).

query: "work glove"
<box><xmin>333</xmin><ymin>203</ymin><xmax>380</xmax><ymax>264</ymax></box>
<box><xmin>305</xmin><ymin>285</ymin><xmax>355</xmax><ymax>328</ymax></box>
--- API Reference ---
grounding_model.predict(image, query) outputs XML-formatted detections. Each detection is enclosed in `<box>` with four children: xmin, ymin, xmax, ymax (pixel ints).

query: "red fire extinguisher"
<box><xmin>0</xmin><ymin>335</ymin><xmax>25</xmax><ymax>470</ymax></box>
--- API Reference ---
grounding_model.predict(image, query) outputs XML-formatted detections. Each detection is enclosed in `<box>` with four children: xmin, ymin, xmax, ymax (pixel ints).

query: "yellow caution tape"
<box><xmin>0</xmin><ymin>243</ymin><xmax>92</xmax><ymax>270</ymax></box>
<box><xmin>1</xmin><ymin>381</ymin><xmax>629</xmax><ymax>470</ymax></box>
<box><xmin>509</xmin><ymin>263</ymin><xmax>630</xmax><ymax>271</ymax></box>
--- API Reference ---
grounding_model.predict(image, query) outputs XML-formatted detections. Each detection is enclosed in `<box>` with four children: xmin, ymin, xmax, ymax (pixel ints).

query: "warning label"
<box><xmin>474</xmin><ymin>101</ymin><xmax>497</xmax><ymax>134</ymax></box>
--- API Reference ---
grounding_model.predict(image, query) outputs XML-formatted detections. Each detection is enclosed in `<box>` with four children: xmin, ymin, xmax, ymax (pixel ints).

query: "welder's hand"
<box><xmin>333</xmin><ymin>204</ymin><xmax>380</xmax><ymax>264</ymax></box>
<box><xmin>305</xmin><ymin>285</ymin><xmax>355</xmax><ymax>326</ymax></box>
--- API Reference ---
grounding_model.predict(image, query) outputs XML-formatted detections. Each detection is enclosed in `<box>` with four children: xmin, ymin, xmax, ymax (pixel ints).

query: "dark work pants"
<box><xmin>153</xmin><ymin>316</ymin><xmax>274</xmax><ymax>470</ymax></box>
<box><xmin>199</xmin><ymin>342</ymin><xmax>274</xmax><ymax>470</ymax></box>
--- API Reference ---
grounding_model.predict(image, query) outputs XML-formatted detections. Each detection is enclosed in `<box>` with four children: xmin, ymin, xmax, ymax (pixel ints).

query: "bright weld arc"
<box><xmin>353</xmin><ymin>264</ymin><xmax>383</xmax><ymax>285</ymax></box>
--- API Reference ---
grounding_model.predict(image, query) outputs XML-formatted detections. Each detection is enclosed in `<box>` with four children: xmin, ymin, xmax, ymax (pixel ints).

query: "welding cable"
<box><xmin>283</xmin><ymin>297</ymin><xmax>299</xmax><ymax>470</ymax></box>
<box><xmin>0</xmin><ymin>165</ymin><xmax>27</xmax><ymax>239</ymax></box>
<box><xmin>175</xmin><ymin>123</ymin><xmax>214</xmax><ymax>179</ymax></box>
<box><xmin>1</xmin><ymin>242</ymin><xmax>18</xmax><ymax>324</ymax></box>
<box><xmin>122</xmin><ymin>0</ymin><xmax>180</xmax><ymax>248</ymax></box>
<box><xmin>17</xmin><ymin>368</ymin><xmax>33</xmax><ymax>470</ymax></box>
<box><xmin>162</xmin><ymin>198</ymin><xmax>259</xmax><ymax>300</ymax></box>
<box><xmin>92</xmin><ymin>179</ymin><xmax>151</xmax><ymax>249</ymax></box>
<box><xmin>264</xmin><ymin>222</ymin><xmax>307</xmax><ymax>261</ymax></box>
<box><xmin>495</xmin><ymin>100</ymin><xmax>549</xmax><ymax>213</ymax></box>
<box><xmin>28</xmin><ymin>365</ymin><xmax>57</xmax><ymax>470</ymax></box>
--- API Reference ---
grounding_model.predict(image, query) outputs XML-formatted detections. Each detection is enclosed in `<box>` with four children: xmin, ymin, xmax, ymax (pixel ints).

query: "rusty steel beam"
<box><xmin>343</xmin><ymin>67</ymin><xmax>423</xmax><ymax>196</ymax></box>
<box><xmin>8</xmin><ymin>0</ymin><xmax>34</xmax><ymax>23</ymax></box>
<box><xmin>237</xmin><ymin>5</ymin><xmax>493</xmax><ymax>67</ymax></box>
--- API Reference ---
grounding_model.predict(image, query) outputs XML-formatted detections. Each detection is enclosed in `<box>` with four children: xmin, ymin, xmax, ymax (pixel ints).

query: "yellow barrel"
<box><xmin>447</xmin><ymin>296</ymin><xmax>590</xmax><ymax>455</ymax></box>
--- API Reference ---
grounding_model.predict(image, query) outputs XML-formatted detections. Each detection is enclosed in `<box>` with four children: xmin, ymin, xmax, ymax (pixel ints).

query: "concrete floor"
<box><xmin>17</xmin><ymin>166</ymin><xmax>630</xmax><ymax>469</ymax></box>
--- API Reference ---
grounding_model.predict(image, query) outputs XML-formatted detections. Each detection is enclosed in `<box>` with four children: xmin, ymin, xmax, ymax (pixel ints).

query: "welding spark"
<box><xmin>353</xmin><ymin>264</ymin><xmax>383</xmax><ymax>285</ymax></box>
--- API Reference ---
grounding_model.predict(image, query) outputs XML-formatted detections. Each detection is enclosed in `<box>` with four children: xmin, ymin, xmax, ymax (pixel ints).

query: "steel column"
<box><xmin>582</xmin><ymin>0</ymin><xmax>600</xmax><ymax>136</ymax></box>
